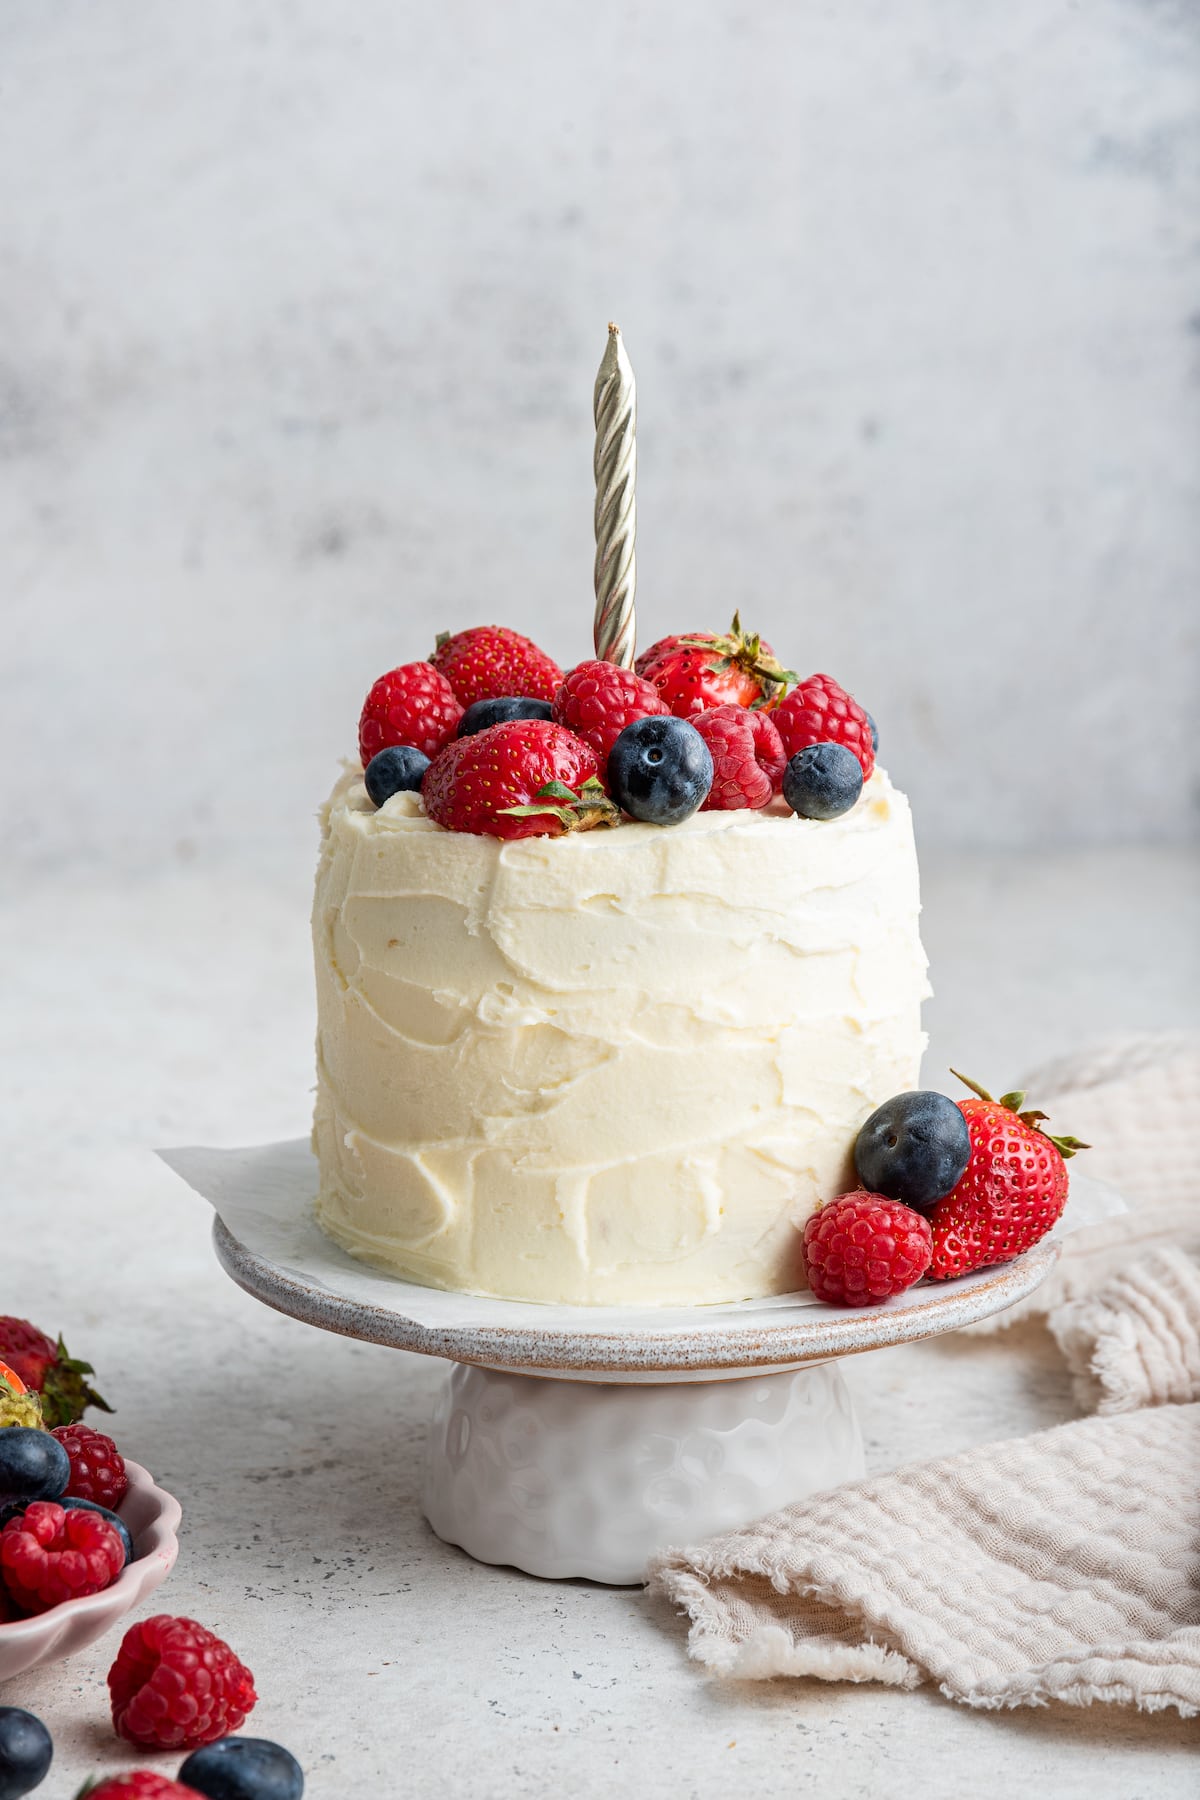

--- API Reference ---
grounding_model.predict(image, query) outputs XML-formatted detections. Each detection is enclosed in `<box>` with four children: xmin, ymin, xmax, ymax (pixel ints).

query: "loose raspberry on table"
<box><xmin>79</xmin><ymin>1776</ymin><xmax>199</xmax><ymax>1798</ymax></box>
<box><xmin>357</xmin><ymin>662</ymin><xmax>463</xmax><ymax>766</ymax></box>
<box><xmin>801</xmin><ymin>1192</ymin><xmax>933</xmax><ymax>1306</ymax></box>
<box><xmin>692</xmin><ymin>705</ymin><xmax>786</xmax><ymax>809</ymax></box>
<box><xmin>108</xmin><ymin>1615</ymin><xmax>258</xmax><ymax>1750</ymax></box>
<box><xmin>0</xmin><ymin>1501</ymin><xmax>125</xmax><ymax>1614</ymax></box>
<box><xmin>551</xmin><ymin>659</ymin><xmax>669</xmax><ymax>763</ymax></box>
<box><xmin>774</xmin><ymin>673</ymin><xmax>875</xmax><ymax>780</ymax></box>
<box><xmin>53</xmin><ymin>1423</ymin><xmax>129</xmax><ymax>1510</ymax></box>
<box><xmin>430</xmin><ymin>625</ymin><xmax>563</xmax><ymax>707</ymax></box>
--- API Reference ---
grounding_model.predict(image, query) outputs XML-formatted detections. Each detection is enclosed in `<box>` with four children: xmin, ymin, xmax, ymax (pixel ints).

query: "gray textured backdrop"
<box><xmin>2</xmin><ymin>0</ymin><xmax>1198</xmax><ymax>877</ymax></box>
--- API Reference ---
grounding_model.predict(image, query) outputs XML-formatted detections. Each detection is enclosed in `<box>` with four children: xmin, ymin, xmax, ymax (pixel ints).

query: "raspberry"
<box><xmin>108</xmin><ymin>1615</ymin><xmax>258</xmax><ymax>1750</ymax></box>
<box><xmin>53</xmin><ymin>1422</ymin><xmax>129</xmax><ymax>1510</ymax></box>
<box><xmin>0</xmin><ymin>1501</ymin><xmax>124</xmax><ymax>1613</ymax></box>
<box><xmin>692</xmin><ymin>705</ymin><xmax>786</xmax><ymax>809</ymax></box>
<box><xmin>358</xmin><ymin>663</ymin><xmax>463</xmax><ymax>766</ymax></box>
<box><xmin>82</xmin><ymin>1777</ymin><xmax>199</xmax><ymax>1798</ymax></box>
<box><xmin>774</xmin><ymin>674</ymin><xmax>875</xmax><ymax>780</ymax></box>
<box><xmin>801</xmin><ymin>1192</ymin><xmax>932</xmax><ymax>1306</ymax></box>
<box><xmin>430</xmin><ymin>625</ymin><xmax>563</xmax><ymax>707</ymax></box>
<box><xmin>551</xmin><ymin>659</ymin><xmax>669</xmax><ymax>763</ymax></box>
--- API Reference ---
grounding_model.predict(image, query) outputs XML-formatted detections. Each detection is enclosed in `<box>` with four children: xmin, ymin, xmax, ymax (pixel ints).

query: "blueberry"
<box><xmin>457</xmin><ymin>696</ymin><xmax>553</xmax><ymax>737</ymax></box>
<box><xmin>607</xmin><ymin>716</ymin><xmax>713</xmax><ymax>825</ymax></box>
<box><xmin>0</xmin><ymin>1707</ymin><xmax>53</xmax><ymax>1800</ymax></box>
<box><xmin>0</xmin><ymin>1430</ymin><xmax>69</xmax><ymax>1510</ymax></box>
<box><xmin>179</xmin><ymin>1737</ymin><xmax>305</xmax><ymax>1800</ymax></box>
<box><xmin>363</xmin><ymin>745</ymin><xmax>431</xmax><ymax>807</ymax></box>
<box><xmin>855</xmin><ymin>1091</ymin><xmax>971</xmax><ymax>1212</ymax></box>
<box><xmin>866</xmin><ymin>712</ymin><xmax>879</xmax><ymax>754</ymax></box>
<box><xmin>782</xmin><ymin>742</ymin><xmax>863</xmax><ymax>821</ymax></box>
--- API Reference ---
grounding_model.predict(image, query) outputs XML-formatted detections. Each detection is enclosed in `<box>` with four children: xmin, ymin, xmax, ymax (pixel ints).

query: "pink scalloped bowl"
<box><xmin>0</xmin><ymin>1460</ymin><xmax>182</xmax><ymax>1682</ymax></box>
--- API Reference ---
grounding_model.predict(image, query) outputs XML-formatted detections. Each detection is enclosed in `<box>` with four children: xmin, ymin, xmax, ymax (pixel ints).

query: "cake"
<box><xmin>312</xmin><ymin>751</ymin><xmax>928</xmax><ymax>1305</ymax></box>
<box><xmin>310</xmin><ymin>327</ymin><xmax>933</xmax><ymax>1307</ymax></box>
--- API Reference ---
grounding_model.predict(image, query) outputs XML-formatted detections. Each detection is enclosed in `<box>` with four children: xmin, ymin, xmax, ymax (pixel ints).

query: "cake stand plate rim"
<box><xmin>211</xmin><ymin>1213</ymin><xmax>1059</xmax><ymax>1377</ymax></box>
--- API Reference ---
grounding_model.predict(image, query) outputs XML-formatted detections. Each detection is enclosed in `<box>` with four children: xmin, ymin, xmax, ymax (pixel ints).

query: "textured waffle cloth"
<box><xmin>649</xmin><ymin>1034</ymin><xmax>1200</xmax><ymax>1714</ymax></box>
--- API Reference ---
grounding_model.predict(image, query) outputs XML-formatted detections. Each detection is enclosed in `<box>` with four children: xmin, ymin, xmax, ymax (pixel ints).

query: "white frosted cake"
<box><xmin>312</xmin><ymin>760</ymin><xmax>928</xmax><ymax>1305</ymax></box>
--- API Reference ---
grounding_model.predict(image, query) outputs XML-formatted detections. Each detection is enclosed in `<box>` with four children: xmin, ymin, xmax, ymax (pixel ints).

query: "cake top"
<box><xmin>348</xmin><ymin>615</ymin><xmax>883</xmax><ymax>845</ymax></box>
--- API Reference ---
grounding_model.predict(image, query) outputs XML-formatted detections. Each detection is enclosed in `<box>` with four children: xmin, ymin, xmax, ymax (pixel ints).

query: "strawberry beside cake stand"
<box><xmin>164</xmin><ymin>1140</ymin><xmax>1060</xmax><ymax>1586</ymax></box>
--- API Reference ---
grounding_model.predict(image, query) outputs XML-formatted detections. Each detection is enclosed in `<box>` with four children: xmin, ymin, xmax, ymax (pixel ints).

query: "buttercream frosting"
<box><xmin>312</xmin><ymin>764</ymin><xmax>929</xmax><ymax>1304</ymax></box>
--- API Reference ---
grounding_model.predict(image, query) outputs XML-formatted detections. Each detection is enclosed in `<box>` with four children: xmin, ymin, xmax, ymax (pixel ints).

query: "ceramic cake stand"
<box><xmin>194</xmin><ymin>1148</ymin><xmax>1059</xmax><ymax>1586</ymax></box>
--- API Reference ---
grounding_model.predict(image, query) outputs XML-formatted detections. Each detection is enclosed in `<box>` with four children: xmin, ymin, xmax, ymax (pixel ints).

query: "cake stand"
<box><xmin>168</xmin><ymin>1140</ymin><xmax>1062</xmax><ymax>1586</ymax></box>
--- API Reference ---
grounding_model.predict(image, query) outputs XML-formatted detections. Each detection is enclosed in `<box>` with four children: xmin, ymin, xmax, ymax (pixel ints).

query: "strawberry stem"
<box><xmin>500</xmin><ymin>776</ymin><xmax>620</xmax><ymax>833</ymax></box>
<box><xmin>950</xmin><ymin>1070</ymin><xmax>1090</xmax><ymax>1159</ymax></box>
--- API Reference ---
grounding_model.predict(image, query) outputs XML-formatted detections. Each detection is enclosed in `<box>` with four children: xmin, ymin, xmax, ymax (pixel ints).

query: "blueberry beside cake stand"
<box><xmin>202</xmin><ymin>1163</ymin><xmax>1058</xmax><ymax>1586</ymax></box>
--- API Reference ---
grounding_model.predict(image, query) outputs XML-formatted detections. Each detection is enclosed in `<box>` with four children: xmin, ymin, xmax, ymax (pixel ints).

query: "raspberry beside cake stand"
<box><xmin>200</xmin><ymin>1159</ymin><xmax>1059</xmax><ymax>1586</ymax></box>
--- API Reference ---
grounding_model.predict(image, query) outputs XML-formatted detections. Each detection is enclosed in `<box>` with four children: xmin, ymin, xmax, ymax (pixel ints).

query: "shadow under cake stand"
<box><xmin>210</xmin><ymin>1195</ymin><xmax>1057</xmax><ymax>1586</ymax></box>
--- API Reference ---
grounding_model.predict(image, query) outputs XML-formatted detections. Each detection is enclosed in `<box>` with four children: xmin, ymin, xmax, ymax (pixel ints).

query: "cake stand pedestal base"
<box><xmin>421</xmin><ymin>1360</ymin><xmax>863</xmax><ymax>1585</ymax></box>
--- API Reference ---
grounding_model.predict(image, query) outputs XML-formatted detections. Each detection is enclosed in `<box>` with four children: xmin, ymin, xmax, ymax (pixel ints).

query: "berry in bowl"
<box><xmin>0</xmin><ymin>1376</ymin><xmax>181</xmax><ymax>1681</ymax></box>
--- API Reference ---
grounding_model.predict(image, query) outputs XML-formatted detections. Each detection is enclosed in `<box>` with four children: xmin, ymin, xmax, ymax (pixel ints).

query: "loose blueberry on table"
<box><xmin>179</xmin><ymin>1736</ymin><xmax>305</xmax><ymax>1800</ymax></box>
<box><xmin>0</xmin><ymin>1706</ymin><xmax>52</xmax><ymax>1800</ymax></box>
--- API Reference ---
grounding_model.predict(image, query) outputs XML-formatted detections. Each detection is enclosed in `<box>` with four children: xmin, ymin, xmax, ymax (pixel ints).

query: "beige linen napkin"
<box><xmin>649</xmin><ymin>1034</ymin><xmax>1200</xmax><ymax>1715</ymax></box>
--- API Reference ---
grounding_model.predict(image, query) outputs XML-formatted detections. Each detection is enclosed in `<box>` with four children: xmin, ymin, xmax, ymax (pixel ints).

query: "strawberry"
<box><xmin>774</xmin><ymin>673</ymin><xmax>875</xmax><ymax>780</ymax></box>
<box><xmin>692</xmin><ymin>705</ymin><xmax>786</xmax><ymax>809</ymax></box>
<box><xmin>358</xmin><ymin>663</ymin><xmax>462</xmax><ymax>766</ymax></box>
<box><xmin>551</xmin><ymin>660</ymin><xmax>669</xmax><ymax>763</ymax></box>
<box><xmin>927</xmin><ymin>1074</ymin><xmax>1088</xmax><ymax>1280</ymax></box>
<box><xmin>430</xmin><ymin>626</ymin><xmax>563</xmax><ymax>707</ymax></box>
<box><xmin>640</xmin><ymin>613</ymin><xmax>795</xmax><ymax>716</ymax></box>
<box><xmin>0</xmin><ymin>1320</ymin><xmax>110</xmax><ymax>1428</ymax></box>
<box><xmin>422</xmin><ymin>719</ymin><xmax>618</xmax><ymax>840</ymax></box>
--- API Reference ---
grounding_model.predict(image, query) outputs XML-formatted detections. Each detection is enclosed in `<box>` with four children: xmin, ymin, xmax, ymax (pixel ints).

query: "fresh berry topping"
<box><xmin>52</xmin><ymin>1423</ymin><xmax>128</xmax><ymax>1511</ymax></box>
<box><xmin>774</xmin><ymin>674</ymin><xmax>875</xmax><ymax>779</ymax></box>
<box><xmin>358</xmin><ymin>663</ymin><xmax>462</xmax><ymax>766</ymax></box>
<box><xmin>0</xmin><ymin>1501</ymin><xmax>124</xmax><ymax>1614</ymax></box>
<box><xmin>801</xmin><ymin>1192</ymin><xmax>933</xmax><ymax>1306</ymax></box>
<box><xmin>430</xmin><ymin>626</ymin><xmax>563</xmax><ymax>707</ymax></box>
<box><xmin>77</xmin><ymin>1777</ymin><xmax>197</xmax><ymax>1799</ymax></box>
<box><xmin>422</xmin><ymin>720</ymin><xmax>615</xmax><ymax>840</ymax></box>
<box><xmin>866</xmin><ymin>711</ymin><xmax>879</xmax><ymax>755</ymax></box>
<box><xmin>691</xmin><ymin>705</ymin><xmax>786</xmax><ymax>810</ymax></box>
<box><xmin>457</xmin><ymin>696</ymin><xmax>554</xmax><ymax>737</ymax></box>
<box><xmin>179</xmin><ymin>1736</ymin><xmax>305</xmax><ymax>1800</ymax></box>
<box><xmin>641</xmin><ymin>614</ymin><xmax>795</xmax><ymax>716</ymax></box>
<box><xmin>927</xmin><ymin>1075</ymin><xmax>1088</xmax><ymax>1280</ymax></box>
<box><xmin>0</xmin><ymin>1429</ymin><xmax>70</xmax><ymax>1509</ymax></box>
<box><xmin>0</xmin><ymin>1321</ymin><xmax>110</xmax><ymax>1428</ymax></box>
<box><xmin>607</xmin><ymin>716</ymin><xmax>714</xmax><ymax>825</ymax></box>
<box><xmin>363</xmin><ymin>745</ymin><xmax>430</xmax><ymax>808</ymax></box>
<box><xmin>551</xmin><ymin>660</ymin><xmax>670</xmax><ymax>763</ymax></box>
<box><xmin>854</xmin><ymin>1091</ymin><xmax>972</xmax><ymax>1214</ymax></box>
<box><xmin>782</xmin><ymin>743</ymin><xmax>863</xmax><ymax>820</ymax></box>
<box><xmin>109</xmin><ymin>1616</ymin><xmax>258</xmax><ymax>1751</ymax></box>
<box><xmin>0</xmin><ymin>1706</ymin><xmax>53</xmax><ymax>1800</ymax></box>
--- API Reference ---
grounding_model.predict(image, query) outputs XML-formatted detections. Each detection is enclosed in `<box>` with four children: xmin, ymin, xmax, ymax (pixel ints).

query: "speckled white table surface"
<box><xmin>3</xmin><ymin>846</ymin><xmax>1197</xmax><ymax>1797</ymax></box>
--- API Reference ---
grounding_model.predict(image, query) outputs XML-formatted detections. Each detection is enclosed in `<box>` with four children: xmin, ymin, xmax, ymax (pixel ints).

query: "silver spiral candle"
<box><xmin>593</xmin><ymin>322</ymin><xmax>637</xmax><ymax>668</ymax></box>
